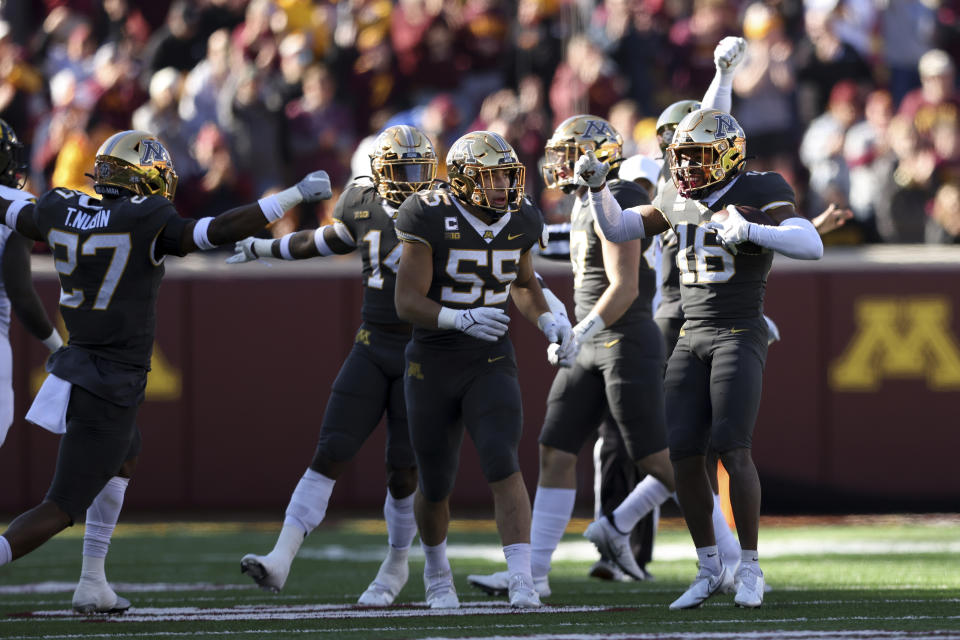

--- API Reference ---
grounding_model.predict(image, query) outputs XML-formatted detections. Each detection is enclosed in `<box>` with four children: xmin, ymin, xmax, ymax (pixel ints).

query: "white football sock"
<box><xmin>0</xmin><ymin>535</ymin><xmax>11</xmax><ymax>566</ymax></box>
<box><xmin>82</xmin><ymin>477</ymin><xmax>129</xmax><ymax>564</ymax></box>
<box><xmin>712</xmin><ymin>493</ymin><xmax>740</xmax><ymax>563</ymax></box>
<box><xmin>421</xmin><ymin>539</ymin><xmax>450</xmax><ymax>577</ymax></box>
<box><xmin>283</xmin><ymin>469</ymin><xmax>336</xmax><ymax>535</ymax></box>
<box><xmin>741</xmin><ymin>549</ymin><xmax>759</xmax><ymax>567</ymax></box>
<box><xmin>503</xmin><ymin>542</ymin><xmax>532</xmax><ymax>577</ymax></box>
<box><xmin>384</xmin><ymin>492</ymin><xmax>416</xmax><ymax>551</ymax></box>
<box><xmin>530</xmin><ymin>486</ymin><xmax>576</xmax><ymax>580</ymax></box>
<box><xmin>696</xmin><ymin>545</ymin><xmax>722</xmax><ymax>575</ymax></box>
<box><xmin>611</xmin><ymin>475</ymin><xmax>672</xmax><ymax>532</ymax></box>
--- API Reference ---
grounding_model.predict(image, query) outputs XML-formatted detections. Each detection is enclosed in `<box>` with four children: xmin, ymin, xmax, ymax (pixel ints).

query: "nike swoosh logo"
<box><xmin>730</xmin><ymin>328</ymin><xmax>750</xmax><ymax>334</ymax></box>
<box><xmin>508</xmin><ymin>233</ymin><xmax>523</xmax><ymax>240</ymax></box>
<box><xmin>603</xmin><ymin>338</ymin><xmax>621</xmax><ymax>348</ymax></box>
<box><xmin>707</xmin><ymin>553</ymin><xmax>717</xmax><ymax>557</ymax></box>
<box><xmin>488</xmin><ymin>356</ymin><xmax>506</xmax><ymax>363</ymax></box>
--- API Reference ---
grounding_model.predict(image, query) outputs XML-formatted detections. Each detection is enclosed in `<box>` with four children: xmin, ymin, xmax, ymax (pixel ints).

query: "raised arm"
<box><xmin>573</xmin><ymin>152</ymin><xmax>670</xmax><ymax>242</ymax></box>
<box><xmin>701</xmin><ymin>36</ymin><xmax>747</xmax><ymax>113</ymax></box>
<box><xmin>177</xmin><ymin>171</ymin><xmax>333</xmax><ymax>255</ymax></box>
<box><xmin>1</xmin><ymin>231</ymin><xmax>62</xmax><ymax>350</ymax></box>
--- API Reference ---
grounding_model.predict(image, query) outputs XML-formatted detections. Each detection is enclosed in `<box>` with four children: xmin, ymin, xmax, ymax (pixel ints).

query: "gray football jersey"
<box><xmin>653</xmin><ymin>172</ymin><xmax>795</xmax><ymax>320</ymax></box>
<box><xmin>333</xmin><ymin>182</ymin><xmax>404</xmax><ymax>325</ymax></box>
<box><xmin>396</xmin><ymin>189</ymin><xmax>545</xmax><ymax>349</ymax></box>
<box><xmin>570</xmin><ymin>180</ymin><xmax>656</xmax><ymax>327</ymax></box>
<box><xmin>31</xmin><ymin>188</ymin><xmax>189</xmax><ymax>367</ymax></box>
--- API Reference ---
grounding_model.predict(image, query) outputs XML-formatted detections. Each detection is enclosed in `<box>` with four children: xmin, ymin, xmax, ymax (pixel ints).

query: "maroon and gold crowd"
<box><xmin>1</xmin><ymin>0</ymin><xmax>958</xmax><ymax>242</ymax></box>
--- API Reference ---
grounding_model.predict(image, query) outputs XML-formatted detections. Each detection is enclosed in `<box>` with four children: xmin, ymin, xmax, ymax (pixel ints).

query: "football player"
<box><xmin>577</xmin><ymin>109</ymin><xmax>822</xmax><ymax>609</ymax></box>
<box><xmin>228</xmin><ymin>125</ymin><xmax>437</xmax><ymax>606</ymax></box>
<box><xmin>469</xmin><ymin>115</ymin><xmax>729</xmax><ymax>598</ymax></box>
<box><xmin>393</xmin><ymin>131</ymin><xmax>573</xmax><ymax>609</ymax></box>
<box><xmin>0</xmin><ymin>118</ymin><xmax>63</xmax><ymax>449</ymax></box>
<box><xmin>0</xmin><ymin>130</ymin><xmax>332</xmax><ymax>613</ymax></box>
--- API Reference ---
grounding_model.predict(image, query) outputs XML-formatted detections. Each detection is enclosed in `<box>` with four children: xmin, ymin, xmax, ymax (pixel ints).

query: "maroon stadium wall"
<box><xmin>2</xmin><ymin>249</ymin><xmax>958</xmax><ymax>515</ymax></box>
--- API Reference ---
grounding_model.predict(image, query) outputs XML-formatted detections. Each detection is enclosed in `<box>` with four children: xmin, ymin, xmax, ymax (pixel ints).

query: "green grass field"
<box><xmin>1</xmin><ymin>515</ymin><xmax>959</xmax><ymax>639</ymax></box>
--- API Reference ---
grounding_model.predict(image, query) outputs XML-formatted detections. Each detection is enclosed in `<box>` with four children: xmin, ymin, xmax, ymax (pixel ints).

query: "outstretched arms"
<box><xmin>178</xmin><ymin>171</ymin><xmax>333</xmax><ymax>255</ymax></box>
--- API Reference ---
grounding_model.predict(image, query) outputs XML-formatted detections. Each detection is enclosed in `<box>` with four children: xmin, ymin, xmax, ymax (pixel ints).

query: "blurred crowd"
<box><xmin>1</xmin><ymin>0</ymin><xmax>959</xmax><ymax>243</ymax></box>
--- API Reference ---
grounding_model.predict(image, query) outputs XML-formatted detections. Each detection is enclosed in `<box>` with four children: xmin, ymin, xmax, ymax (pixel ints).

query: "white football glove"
<box><xmin>714</xmin><ymin>36</ymin><xmax>747</xmax><ymax>74</ymax></box>
<box><xmin>575</xmin><ymin>150</ymin><xmax>610</xmax><ymax>189</ymax></box>
<box><xmin>295</xmin><ymin>170</ymin><xmax>334</xmax><ymax>203</ymax></box>
<box><xmin>705</xmin><ymin>204</ymin><xmax>754</xmax><ymax>254</ymax></box>
<box><xmin>226</xmin><ymin>237</ymin><xmax>263</xmax><ymax>264</ymax></box>
<box><xmin>547</xmin><ymin>334</ymin><xmax>580</xmax><ymax>367</ymax></box>
<box><xmin>539</xmin><ymin>311</ymin><xmax>575</xmax><ymax>367</ymax></box>
<box><xmin>452</xmin><ymin>307</ymin><xmax>510</xmax><ymax>342</ymax></box>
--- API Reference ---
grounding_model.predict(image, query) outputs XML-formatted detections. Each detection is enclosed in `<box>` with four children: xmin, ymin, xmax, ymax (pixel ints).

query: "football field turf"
<box><xmin>1</xmin><ymin>515</ymin><xmax>958</xmax><ymax>639</ymax></box>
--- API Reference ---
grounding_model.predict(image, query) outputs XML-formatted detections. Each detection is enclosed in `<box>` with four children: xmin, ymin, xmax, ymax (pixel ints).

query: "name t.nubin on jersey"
<box><xmin>64</xmin><ymin>207</ymin><xmax>111</xmax><ymax>231</ymax></box>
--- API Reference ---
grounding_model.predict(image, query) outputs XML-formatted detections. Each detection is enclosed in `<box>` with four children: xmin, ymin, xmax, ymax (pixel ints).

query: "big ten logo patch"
<box><xmin>445</xmin><ymin>216</ymin><xmax>460</xmax><ymax>240</ymax></box>
<box><xmin>406</xmin><ymin>361</ymin><xmax>424</xmax><ymax>380</ymax></box>
<box><xmin>830</xmin><ymin>296</ymin><xmax>960</xmax><ymax>391</ymax></box>
<box><xmin>355</xmin><ymin>328</ymin><xmax>371</xmax><ymax>346</ymax></box>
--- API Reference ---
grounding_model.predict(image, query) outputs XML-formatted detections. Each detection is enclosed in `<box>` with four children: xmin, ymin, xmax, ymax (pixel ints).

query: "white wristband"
<box><xmin>540</xmin><ymin>286</ymin><xmax>568</xmax><ymax>320</ymax></box>
<box><xmin>313</xmin><ymin>227</ymin><xmax>335</xmax><ymax>256</ymax></box>
<box><xmin>5</xmin><ymin>199</ymin><xmax>31</xmax><ymax>230</ymax></box>
<box><xmin>193</xmin><ymin>217</ymin><xmax>216</xmax><ymax>250</ymax></box>
<box><xmin>42</xmin><ymin>329</ymin><xmax>64</xmax><ymax>352</ymax></box>
<box><xmin>258</xmin><ymin>185</ymin><xmax>304</xmax><ymax>222</ymax></box>
<box><xmin>279</xmin><ymin>233</ymin><xmax>295</xmax><ymax>260</ymax></box>
<box><xmin>437</xmin><ymin>306</ymin><xmax>459</xmax><ymax>329</ymax></box>
<box><xmin>574</xmin><ymin>310</ymin><xmax>606</xmax><ymax>342</ymax></box>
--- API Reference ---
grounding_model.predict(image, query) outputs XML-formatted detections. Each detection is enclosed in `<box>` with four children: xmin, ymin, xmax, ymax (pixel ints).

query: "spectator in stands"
<box><xmin>794</xmin><ymin>5</ymin><xmax>873</xmax><ymax>124</ymax></box>
<box><xmin>898</xmin><ymin>49</ymin><xmax>960</xmax><ymax>150</ymax></box>
<box><xmin>875</xmin><ymin>115</ymin><xmax>937</xmax><ymax>242</ymax></box>
<box><xmin>142</xmin><ymin>1</ymin><xmax>206</xmax><ymax>79</ymax></box>
<box><xmin>926</xmin><ymin>181</ymin><xmax>960</xmax><ymax>243</ymax></box>
<box><xmin>733</xmin><ymin>2</ymin><xmax>798</xmax><ymax>174</ymax></box>
<box><xmin>800</xmin><ymin>80</ymin><xmax>861</xmax><ymax>215</ymax></box>
<box><xmin>133</xmin><ymin>67</ymin><xmax>196</xmax><ymax>181</ymax></box>
<box><xmin>844</xmin><ymin>89</ymin><xmax>896</xmax><ymax>241</ymax></box>
<box><xmin>879</xmin><ymin>0</ymin><xmax>937</xmax><ymax>107</ymax></box>
<box><xmin>548</xmin><ymin>34</ymin><xmax>624</xmax><ymax>127</ymax></box>
<box><xmin>219</xmin><ymin>64</ymin><xmax>284</xmax><ymax>196</ymax></box>
<box><xmin>179</xmin><ymin>29</ymin><xmax>234</xmax><ymax>136</ymax></box>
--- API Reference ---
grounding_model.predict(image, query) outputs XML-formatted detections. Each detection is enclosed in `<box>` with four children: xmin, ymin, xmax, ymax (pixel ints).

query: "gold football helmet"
<box><xmin>370</xmin><ymin>125</ymin><xmax>438</xmax><ymax>206</ymax></box>
<box><xmin>667</xmin><ymin>108</ymin><xmax>746</xmax><ymax>199</ymax></box>
<box><xmin>656</xmin><ymin>99</ymin><xmax>701</xmax><ymax>152</ymax></box>
<box><xmin>447</xmin><ymin>130</ymin><xmax>525</xmax><ymax>217</ymax></box>
<box><xmin>93</xmin><ymin>130</ymin><xmax>178</xmax><ymax>200</ymax></box>
<box><xmin>541</xmin><ymin>115</ymin><xmax>623</xmax><ymax>191</ymax></box>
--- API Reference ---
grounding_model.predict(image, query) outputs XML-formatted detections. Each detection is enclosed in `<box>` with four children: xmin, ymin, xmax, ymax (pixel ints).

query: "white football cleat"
<box><xmin>358</xmin><ymin>552</ymin><xmax>409</xmax><ymax>606</ymax></box>
<box><xmin>424</xmin><ymin>570</ymin><xmax>459</xmax><ymax>609</ymax></box>
<box><xmin>669</xmin><ymin>565</ymin><xmax>734</xmax><ymax>610</ymax></box>
<box><xmin>508</xmin><ymin>573</ymin><xmax>542</xmax><ymax>608</ymax></box>
<box><xmin>734</xmin><ymin>564</ymin><xmax>765</xmax><ymax>608</ymax></box>
<box><xmin>240</xmin><ymin>552</ymin><xmax>290</xmax><ymax>593</ymax></box>
<box><xmin>467</xmin><ymin>569</ymin><xmax>551</xmax><ymax>598</ymax></box>
<box><xmin>584</xmin><ymin>516</ymin><xmax>646</xmax><ymax>581</ymax></box>
<box><xmin>72</xmin><ymin>577</ymin><xmax>131</xmax><ymax>615</ymax></box>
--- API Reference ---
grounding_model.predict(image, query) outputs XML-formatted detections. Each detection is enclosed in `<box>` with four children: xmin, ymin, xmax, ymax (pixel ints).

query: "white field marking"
<box><xmin>293</xmin><ymin>538</ymin><xmax>960</xmax><ymax>565</ymax></box>
<box><xmin>0</xmin><ymin>582</ymin><xmax>253</xmax><ymax>595</ymax></box>
<box><xmin>2</xmin><ymin>621</ymin><xmax>960</xmax><ymax>640</ymax></box>
<box><xmin>13</xmin><ymin>601</ymin><xmax>605</xmax><ymax>623</ymax></box>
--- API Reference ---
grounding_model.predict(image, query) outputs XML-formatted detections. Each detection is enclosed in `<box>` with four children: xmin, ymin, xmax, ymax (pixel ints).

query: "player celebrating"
<box><xmin>469</xmin><ymin>115</ymin><xmax>685</xmax><ymax>598</ymax></box>
<box><xmin>229</xmin><ymin>125</ymin><xmax>437</xmax><ymax>606</ymax></box>
<box><xmin>394</xmin><ymin>130</ymin><xmax>573</xmax><ymax>609</ymax></box>
<box><xmin>0</xmin><ymin>130</ymin><xmax>331</xmax><ymax>613</ymax></box>
<box><xmin>576</xmin><ymin>109</ymin><xmax>822</xmax><ymax>609</ymax></box>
